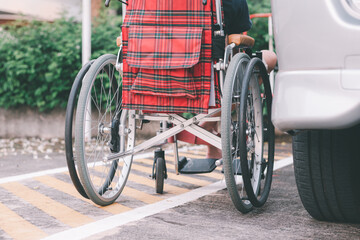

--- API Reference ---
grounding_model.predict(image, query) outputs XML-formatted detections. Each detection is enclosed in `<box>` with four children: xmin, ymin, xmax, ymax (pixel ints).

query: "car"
<box><xmin>271</xmin><ymin>0</ymin><xmax>360</xmax><ymax>223</ymax></box>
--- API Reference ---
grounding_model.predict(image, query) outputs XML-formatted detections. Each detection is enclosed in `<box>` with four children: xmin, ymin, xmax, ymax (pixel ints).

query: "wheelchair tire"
<box><xmin>75</xmin><ymin>53</ymin><xmax>133</xmax><ymax>206</ymax></box>
<box><xmin>155</xmin><ymin>157</ymin><xmax>165</xmax><ymax>194</ymax></box>
<box><xmin>222</xmin><ymin>53</ymin><xmax>253</xmax><ymax>213</ymax></box>
<box><xmin>65</xmin><ymin>60</ymin><xmax>94</xmax><ymax>199</ymax></box>
<box><xmin>239</xmin><ymin>57</ymin><xmax>275</xmax><ymax>208</ymax></box>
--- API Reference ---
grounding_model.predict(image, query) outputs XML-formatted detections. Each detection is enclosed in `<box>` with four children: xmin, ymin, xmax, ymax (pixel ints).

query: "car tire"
<box><xmin>292</xmin><ymin>124</ymin><xmax>360</xmax><ymax>223</ymax></box>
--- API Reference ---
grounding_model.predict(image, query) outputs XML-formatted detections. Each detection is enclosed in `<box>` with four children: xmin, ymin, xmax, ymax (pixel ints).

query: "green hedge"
<box><xmin>0</xmin><ymin>12</ymin><xmax>121</xmax><ymax>111</ymax></box>
<box><xmin>248</xmin><ymin>0</ymin><xmax>273</xmax><ymax>51</ymax></box>
<box><xmin>0</xmin><ymin>1</ymin><xmax>270</xmax><ymax>112</ymax></box>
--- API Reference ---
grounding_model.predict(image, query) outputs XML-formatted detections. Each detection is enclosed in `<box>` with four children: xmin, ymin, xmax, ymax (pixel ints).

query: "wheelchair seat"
<box><xmin>228</xmin><ymin>34</ymin><xmax>255</xmax><ymax>47</ymax></box>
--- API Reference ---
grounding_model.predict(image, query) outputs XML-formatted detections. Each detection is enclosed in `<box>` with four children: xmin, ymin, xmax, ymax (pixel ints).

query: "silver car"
<box><xmin>271</xmin><ymin>0</ymin><xmax>360</xmax><ymax>222</ymax></box>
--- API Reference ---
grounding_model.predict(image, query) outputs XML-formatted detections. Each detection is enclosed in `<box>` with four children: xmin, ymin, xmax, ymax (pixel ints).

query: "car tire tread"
<box><xmin>292</xmin><ymin>126</ymin><xmax>360</xmax><ymax>223</ymax></box>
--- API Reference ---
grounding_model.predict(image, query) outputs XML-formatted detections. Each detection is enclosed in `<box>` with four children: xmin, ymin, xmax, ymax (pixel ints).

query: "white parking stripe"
<box><xmin>42</xmin><ymin>157</ymin><xmax>293</xmax><ymax>240</ymax></box>
<box><xmin>0</xmin><ymin>167</ymin><xmax>69</xmax><ymax>185</ymax></box>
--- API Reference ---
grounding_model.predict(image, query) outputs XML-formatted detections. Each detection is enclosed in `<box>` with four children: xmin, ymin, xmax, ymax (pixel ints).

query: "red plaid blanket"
<box><xmin>122</xmin><ymin>0</ymin><xmax>220</xmax><ymax>113</ymax></box>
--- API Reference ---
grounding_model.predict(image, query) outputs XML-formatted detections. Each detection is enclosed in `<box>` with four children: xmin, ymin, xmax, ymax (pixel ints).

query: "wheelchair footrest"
<box><xmin>221</xmin><ymin>158</ymin><xmax>242</xmax><ymax>175</ymax></box>
<box><xmin>178</xmin><ymin>157</ymin><xmax>217</xmax><ymax>174</ymax></box>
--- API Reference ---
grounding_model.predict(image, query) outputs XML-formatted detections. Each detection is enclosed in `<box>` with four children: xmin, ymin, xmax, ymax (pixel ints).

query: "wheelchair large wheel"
<box><xmin>239</xmin><ymin>57</ymin><xmax>275</xmax><ymax>208</ymax></box>
<box><xmin>222</xmin><ymin>53</ymin><xmax>253</xmax><ymax>213</ymax></box>
<box><xmin>65</xmin><ymin>60</ymin><xmax>93</xmax><ymax>199</ymax></box>
<box><xmin>75</xmin><ymin>53</ymin><xmax>133</xmax><ymax>206</ymax></box>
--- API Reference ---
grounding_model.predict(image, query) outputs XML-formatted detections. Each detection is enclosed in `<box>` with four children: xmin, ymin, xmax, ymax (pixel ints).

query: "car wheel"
<box><xmin>292</xmin><ymin>124</ymin><xmax>360</xmax><ymax>223</ymax></box>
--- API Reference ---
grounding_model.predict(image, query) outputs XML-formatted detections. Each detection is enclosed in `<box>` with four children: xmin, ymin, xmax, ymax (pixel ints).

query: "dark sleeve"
<box><xmin>223</xmin><ymin>0</ymin><xmax>252</xmax><ymax>35</ymax></box>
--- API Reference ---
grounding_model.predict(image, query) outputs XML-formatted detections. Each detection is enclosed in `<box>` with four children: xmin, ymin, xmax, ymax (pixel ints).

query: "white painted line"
<box><xmin>0</xmin><ymin>167</ymin><xmax>70</xmax><ymax>185</ymax></box>
<box><xmin>42</xmin><ymin>156</ymin><xmax>293</xmax><ymax>240</ymax></box>
<box><xmin>274</xmin><ymin>156</ymin><xmax>293</xmax><ymax>170</ymax></box>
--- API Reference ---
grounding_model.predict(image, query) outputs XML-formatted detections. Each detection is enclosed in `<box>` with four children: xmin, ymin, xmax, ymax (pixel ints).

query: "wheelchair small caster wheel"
<box><xmin>153</xmin><ymin>149</ymin><xmax>167</xmax><ymax>194</ymax></box>
<box><xmin>155</xmin><ymin>157</ymin><xmax>166</xmax><ymax>194</ymax></box>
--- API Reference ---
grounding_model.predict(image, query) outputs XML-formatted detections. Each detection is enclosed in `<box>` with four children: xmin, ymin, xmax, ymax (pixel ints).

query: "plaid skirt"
<box><xmin>122</xmin><ymin>0</ymin><xmax>221</xmax><ymax>113</ymax></box>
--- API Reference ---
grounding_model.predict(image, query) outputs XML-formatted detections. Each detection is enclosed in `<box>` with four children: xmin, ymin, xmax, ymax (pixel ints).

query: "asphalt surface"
<box><xmin>0</xmin><ymin>138</ymin><xmax>66</xmax><ymax>177</ymax></box>
<box><xmin>1</xmin><ymin>136</ymin><xmax>360</xmax><ymax>239</ymax></box>
<box><xmin>89</xmin><ymin>164</ymin><xmax>360</xmax><ymax>240</ymax></box>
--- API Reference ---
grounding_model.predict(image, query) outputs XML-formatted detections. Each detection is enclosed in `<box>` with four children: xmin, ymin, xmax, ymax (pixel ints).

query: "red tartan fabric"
<box><xmin>122</xmin><ymin>0</ymin><xmax>220</xmax><ymax>113</ymax></box>
<box><xmin>127</xmin><ymin>25</ymin><xmax>203</xmax><ymax>69</ymax></box>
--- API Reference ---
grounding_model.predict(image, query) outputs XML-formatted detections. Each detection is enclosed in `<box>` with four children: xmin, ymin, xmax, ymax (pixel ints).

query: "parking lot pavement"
<box><xmin>0</xmin><ymin>138</ymin><xmax>67</xmax><ymax>177</ymax></box>
<box><xmin>0</xmin><ymin>137</ymin><xmax>230</xmax><ymax>239</ymax></box>
<box><xmin>4</xmin><ymin>136</ymin><xmax>356</xmax><ymax>239</ymax></box>
<box><xmin>87</xmin><ymin>164</ymin><xmax>360</xmax><ymax>240</ymax></box>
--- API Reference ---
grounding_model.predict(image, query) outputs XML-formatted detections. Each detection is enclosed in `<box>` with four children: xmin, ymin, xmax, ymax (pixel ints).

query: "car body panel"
<box><xmin>271</xmin><ymin>0</ymin><xmax>360</xmax><ymax>131</ymax></box>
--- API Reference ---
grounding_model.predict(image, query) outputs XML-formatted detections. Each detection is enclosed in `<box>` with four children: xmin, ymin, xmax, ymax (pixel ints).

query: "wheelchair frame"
<box><xmin>65</xmin><ymin>0</ymin><xmax>275</xmax><ymax>213</ymax></box>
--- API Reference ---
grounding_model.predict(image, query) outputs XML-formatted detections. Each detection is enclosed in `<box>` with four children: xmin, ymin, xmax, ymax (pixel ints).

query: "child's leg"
<box><xmin>171</xmin><ymin>120</ymin><xmax>222</xmax><ymax>159</ymax></box>
<box><xmin>173</xmin><ymin>121</ymin><xmax>218</xmax><ymax>145</ymax></box>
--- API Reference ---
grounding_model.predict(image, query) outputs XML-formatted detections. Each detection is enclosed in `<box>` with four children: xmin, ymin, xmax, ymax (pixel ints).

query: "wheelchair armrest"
<box><xmin>228</xmin><ymin>34</ymin><xmax>255</xmax><ymax>48</ymax></box>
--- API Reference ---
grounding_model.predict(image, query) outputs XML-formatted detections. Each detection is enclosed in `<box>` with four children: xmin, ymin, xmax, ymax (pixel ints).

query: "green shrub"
<box><xmin>248</xmin><ymin>0</ymin><xmax>273</xmax><ymax>51</ymax></box>
<box><xmin>0</xmin><ymin>12</ymin><xmax>121</xmax><ymax>111</ymax></box>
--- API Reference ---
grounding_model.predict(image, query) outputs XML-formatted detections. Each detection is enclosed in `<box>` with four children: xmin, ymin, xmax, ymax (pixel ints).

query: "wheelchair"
<box><xmin>65</xmin><ymin>0</ymin><xmax>275</xmax><ymax>214</ymax></box>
